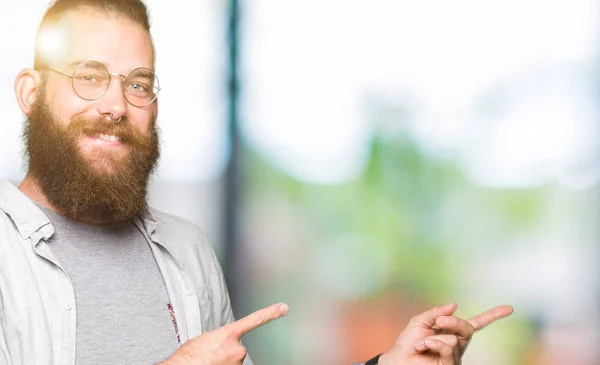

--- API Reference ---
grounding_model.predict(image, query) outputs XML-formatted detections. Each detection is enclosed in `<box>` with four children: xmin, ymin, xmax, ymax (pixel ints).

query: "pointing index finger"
<box><xmin>468</xmin><ymin>305</ymin><xmax>513</xmax><ymax>331</ymax></box>
<box><xmin>224</xmin><ymin>303</ymin><xmax>289</xmax><ymax>339</ymax></box>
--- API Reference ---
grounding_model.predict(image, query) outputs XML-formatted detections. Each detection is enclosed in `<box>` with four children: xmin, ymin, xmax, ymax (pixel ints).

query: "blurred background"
<box><xmin>1</xmin><ymin>0</ymin><xmax>600</xmax><ymax>364</ymax></box>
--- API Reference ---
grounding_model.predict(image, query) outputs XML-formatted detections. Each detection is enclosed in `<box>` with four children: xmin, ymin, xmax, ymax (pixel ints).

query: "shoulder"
<box><xmin>148</xmin><ymin>207</ymin><xmax>208</xmax><ymax>240</ymax></box>
<box><xmin>149</xmin><ymin>207</ymin><xmax>204</xmax><ymax>233</ymax></box>
<box><xmin>145</xmin><ymin>206</ymin><xmax>219</xmax><ymax>264</ymax></box>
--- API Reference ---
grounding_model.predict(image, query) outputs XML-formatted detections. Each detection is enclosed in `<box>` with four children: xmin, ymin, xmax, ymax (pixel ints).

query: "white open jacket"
<box><xmin>0</xmin><ymin>179</ymin><xmax>251</xmax><ymax>365</ymax></box>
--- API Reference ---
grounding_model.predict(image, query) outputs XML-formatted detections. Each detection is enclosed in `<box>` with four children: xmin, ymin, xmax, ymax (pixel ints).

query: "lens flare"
<box><xmin>36</xmin><ymin>26</ymin><xmax>69</xmax><ymax>64</ymax></box>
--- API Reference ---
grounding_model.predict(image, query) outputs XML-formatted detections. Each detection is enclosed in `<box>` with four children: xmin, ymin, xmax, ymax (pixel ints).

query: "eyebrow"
<box><xmin>64</xmin><ymin>60</ymin><xmax>155</xmax><ymax>73</ymax></box>
<box><xmin>132</xmin><ymin>68</ymin><xmax>155</xmax><ymax>77</ymax></box>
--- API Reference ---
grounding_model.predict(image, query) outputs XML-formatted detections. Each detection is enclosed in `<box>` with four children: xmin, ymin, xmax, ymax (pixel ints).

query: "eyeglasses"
<box><xmin>43</xmin><ymin>60</ymin><xmax>160</xmax><ymax>107</ymax></box>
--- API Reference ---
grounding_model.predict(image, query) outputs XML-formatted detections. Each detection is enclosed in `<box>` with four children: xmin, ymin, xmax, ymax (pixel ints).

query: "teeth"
<box><xmin>98</xmin><ymin>134</ymin><xmax>121</xmax><ymax>142</ymax></box>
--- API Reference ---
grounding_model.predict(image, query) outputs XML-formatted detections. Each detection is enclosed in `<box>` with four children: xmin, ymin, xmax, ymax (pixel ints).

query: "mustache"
<box><xmin>67</xmin><ymin>116</ymin><xmax>140</xmax><ymax>144</ymax></box>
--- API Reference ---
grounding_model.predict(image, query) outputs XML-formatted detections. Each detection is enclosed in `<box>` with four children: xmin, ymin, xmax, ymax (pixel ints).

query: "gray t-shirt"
<box><xmin>40</xmin><ymin>206</ymin><xmax>180</xmax><ymax>365</ymax></box>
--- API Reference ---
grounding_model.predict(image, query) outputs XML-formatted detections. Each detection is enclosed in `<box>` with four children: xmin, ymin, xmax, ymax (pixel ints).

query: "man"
<box><xmin>0</xmin><ymin>0</ymin><xmax>513</xmax><ymax>364</ymax></box>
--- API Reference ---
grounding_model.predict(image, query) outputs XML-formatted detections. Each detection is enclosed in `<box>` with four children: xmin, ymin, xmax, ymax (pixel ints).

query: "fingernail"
<box><xmin>279</xmin><ymin>303</ymin><xmax>289</xmax><ymax>315</ymax></box>
<box><xmin>425</xmin><ymin>339</ymin><xmax>436</xmax><ymax>346</ymax></box>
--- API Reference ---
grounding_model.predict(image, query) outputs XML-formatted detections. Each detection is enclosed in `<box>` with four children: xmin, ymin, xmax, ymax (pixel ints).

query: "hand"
<box><xmin>378</xmin><ymin>302</ymin><xmax>513</xmax><ymax>365</ymax></box>
<box><xmin>160</xmin><ymin>302</ymin><xmax>289</xmax><ymax>365</ymax></box>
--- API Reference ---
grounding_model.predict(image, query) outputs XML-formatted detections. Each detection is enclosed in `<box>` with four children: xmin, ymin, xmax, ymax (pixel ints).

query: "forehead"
<box><xmin>37</xmin><ymin>9</ymin><xmax>154</xmax><ymax>72</ymax></box>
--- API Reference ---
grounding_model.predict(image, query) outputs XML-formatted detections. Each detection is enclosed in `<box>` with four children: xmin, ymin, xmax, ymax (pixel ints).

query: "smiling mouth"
<box><xmin>80</xmin><ymin>133</ymin><xmax>126</xmax><ymax>149</ymax></box>
<box><xmin>97</xmin><ymin>134</ymin><xmax>121</xmax><ymax>142</ymax></box>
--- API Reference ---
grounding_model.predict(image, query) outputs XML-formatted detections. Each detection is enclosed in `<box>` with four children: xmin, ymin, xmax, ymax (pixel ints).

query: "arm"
<box><xmin>157</xmin><ymin>303</ymin><xmax>288</xmax><ymax>365</ymax></box>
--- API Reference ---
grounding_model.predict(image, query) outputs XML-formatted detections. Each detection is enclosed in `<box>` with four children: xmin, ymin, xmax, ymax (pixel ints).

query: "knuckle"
<box><xmin>236</xmin><ymin>345</ymin><xmax>248</xmax><ymax>359</ymax></box>
<box><xmin>408</xmin><ymin>313</ymin><xmax>425</xmax><ymax>325</ymax></box>
<box><xmin>448</xmin><ymin>335</ymin><xmax>458</xmax><ymax>347</ymax></box>
<box><xmin>226</xmin><ymin>331</ymin><xmax>239</xmax><ymax>341</ymax></box>
<box><xmin>475</xmin><ymin>316</ymin><xmax>486</xmax><ymax>327</ymax></box>
<box><xmin>465</xmin><ymin>322</ymin><xmax>475</xmax><ymax>334</ymax></box>
<box><xmin>440</xmin><ymin>343</ymin><xmax>453</xmax><ymax>357</ymax></box>
<box><xmin>409</xmin><ymin>314</ymin><xmax>422</xmax><ymax>326</ymax></box>
<box><xmin>254</xmin><ymin>313</ymin><xmax>266</xmax><ymax>327</ymax></box>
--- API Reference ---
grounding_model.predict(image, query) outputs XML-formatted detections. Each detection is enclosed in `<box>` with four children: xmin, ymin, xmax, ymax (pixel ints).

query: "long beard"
<box><xmin>23</xmin><ymin>89</ymin><xmax>160</xmax><ymax>225</ymax></box>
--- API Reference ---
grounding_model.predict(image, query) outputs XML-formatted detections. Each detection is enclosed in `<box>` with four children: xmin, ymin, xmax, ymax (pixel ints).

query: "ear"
<box><xmin>14</xmin><ymin>68</ymin><xmax>42</xmax><ymax>115</ymax></box>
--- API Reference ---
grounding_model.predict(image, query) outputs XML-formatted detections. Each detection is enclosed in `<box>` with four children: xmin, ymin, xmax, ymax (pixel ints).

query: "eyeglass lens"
<box><xmin>71</xmin><ymin>61</ymin><xmax>159</xmax><ymax>106</ymax></box>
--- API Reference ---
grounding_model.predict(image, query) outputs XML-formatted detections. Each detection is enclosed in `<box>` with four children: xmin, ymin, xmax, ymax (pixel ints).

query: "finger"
<box><xmin>415</xmin><ymin>334</ymin><xmax>458</xmax><ymax>352</ymax></box>
<box><xmin>223</xmin><ymin>342</ymin><xmax>248</xmax><ymax>365</ymax></box>
<box><xmin>223</xmin><ymin>302</ymin><xmax>290</xmax><ymax>339</ymax></box>
<box><xmin>211</xmin><ymin>341</ymin><xmax>248</xmax><ymax>365</ymax></box>
<box><xmin>467</xmin><ymin>305</ymin><xmax>513</xmax><ymax>331</ymax></box>
<box><xmin>409</xmin><ymin>302</ymin><xmax>457</xmax><ymax>329</ymax></box>
<box><xmin>419</xmin><ymin>338</ymin><xmax>455</xmax><ymax>364</ymax></box>
<box><xmin>435</xmin><ymin>316</ymin><xmax>474</xmax><ymax>339</ymax></box>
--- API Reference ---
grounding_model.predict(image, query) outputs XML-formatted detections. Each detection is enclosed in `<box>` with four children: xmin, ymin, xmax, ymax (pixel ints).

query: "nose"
<box><xmin>97</xmin><ymin>74</ymin><xmax>127</xmax><ymax>122</ymax></box>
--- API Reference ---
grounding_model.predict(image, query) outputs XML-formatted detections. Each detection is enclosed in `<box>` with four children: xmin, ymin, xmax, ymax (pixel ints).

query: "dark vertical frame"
<box><xmin>223</xmin><ymin>0</ymin><xmax>242</xmax><ymax>316</ymax></box>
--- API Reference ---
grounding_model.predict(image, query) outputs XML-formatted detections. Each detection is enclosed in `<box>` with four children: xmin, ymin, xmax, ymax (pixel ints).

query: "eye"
<box><xmin>126</xmin><ymin>82</ymin><xmax>149</xmax><ymax>93</ymax></box>
<box><xmin>76</xmin><ymin>74</ymin><xmax>103</xmax><ymax>83</ymax></box>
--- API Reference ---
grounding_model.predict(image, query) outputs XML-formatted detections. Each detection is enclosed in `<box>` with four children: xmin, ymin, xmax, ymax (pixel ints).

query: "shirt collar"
<box><xmin>0</xmin><ymin>179</ymin><xmax>53</xmax><ymax>240</ymax></box>
<box><xmin>0</xmin><ymin>178</ymin><xmax>173</xmax><ymax>251</ymax></box>
<box><xmin>135</xmin><ymin>207</ymin><xmax>184</xmax><ymax>260</ymax></box>
<box><xmin>136</xmin><ymin>207</ymin><xmax>158</xmax><ymax>237</ymax></box>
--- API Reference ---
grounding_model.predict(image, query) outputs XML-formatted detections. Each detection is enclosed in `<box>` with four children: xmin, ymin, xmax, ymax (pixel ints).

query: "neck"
<box><xmin>19</xmin><ymin>173</ymin><xmax>116</xmax><ymax>226</ymax></box>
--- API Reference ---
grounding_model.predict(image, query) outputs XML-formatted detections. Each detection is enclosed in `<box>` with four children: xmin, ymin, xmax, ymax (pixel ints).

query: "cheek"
<box><xmin>127</xmin><ymin>109</ymin><xmax>154</xmax><ymax>134</ymax></box>
<box><xmin>43</xmin><ymin>84</ymin><xmax>87</xmax><ymax>124</ymax></box>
